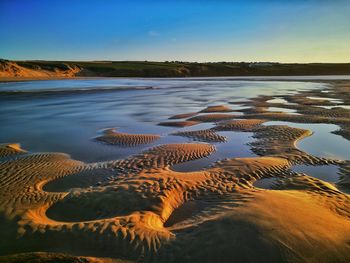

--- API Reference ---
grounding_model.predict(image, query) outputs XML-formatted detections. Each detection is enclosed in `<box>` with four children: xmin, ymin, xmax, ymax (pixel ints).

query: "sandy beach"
<box><xmin>0</xmin><ymin>78</ymin><xmax>349</xmax><ymax>262</ymax></box>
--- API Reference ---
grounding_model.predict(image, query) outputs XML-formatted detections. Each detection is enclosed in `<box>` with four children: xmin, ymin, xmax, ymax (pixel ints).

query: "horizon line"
<box><xmin>2</xmin><ymin>58</ymin><xmax>350</xmax><ymax>65</ymax></box>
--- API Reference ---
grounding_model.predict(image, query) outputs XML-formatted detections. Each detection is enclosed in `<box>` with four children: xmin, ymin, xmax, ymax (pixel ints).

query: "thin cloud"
<box><xmin>148</xmin><ymin>30</ymin><xmax>160</xmax><ymax>37</ymax></box>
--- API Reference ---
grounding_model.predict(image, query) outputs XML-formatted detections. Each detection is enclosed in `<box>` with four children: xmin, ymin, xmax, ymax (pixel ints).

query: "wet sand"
<box><xmin>0</xmin><ymin>80</ymin><xmax>350</xmax><ymax>262</ymax></box>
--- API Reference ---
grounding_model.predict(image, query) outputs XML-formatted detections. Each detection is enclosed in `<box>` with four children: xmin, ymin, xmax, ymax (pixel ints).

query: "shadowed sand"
<box><xmin>1</xmin><ymin>83</ymin><xmax>350</xmax><ymax>262</ymax></box>
<box><xmin>158</xmin><ymin>121</ymin><xmax>199</xmax><ymax>127</ymax></box>
<box><xmin>188</xmin><ymin>114</ymin><xmax>237</xmax><ymax>122</ymax></box>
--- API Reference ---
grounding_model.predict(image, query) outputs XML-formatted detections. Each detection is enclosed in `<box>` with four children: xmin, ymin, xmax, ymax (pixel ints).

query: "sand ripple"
<box><xmin>96</xmin><ymin>128</ymin><xmax>160</xmax><ymax>146</ymax></box>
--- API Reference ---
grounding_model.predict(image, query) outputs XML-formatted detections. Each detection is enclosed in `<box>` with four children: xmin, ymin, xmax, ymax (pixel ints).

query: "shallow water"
<box><xmin>315</xmin><ymin>105</ymin><xmax>350</xmax><ymax>110</ymax></box>
<box><xmin>0</xmin><ymin>78</ymin><xmax>329</xmax><ymax>163</ymax></box>
<box><xmin>267</xmin><ymin>107</ymin><xmax>300</xmax><ymax>115</ymax></box>
<box><xmin>307</xmin><ymin>96</ymin><xmax>343</xmax><ymax>104</ymax></box>
<box><xmin>266</xmin><ymin>98</ymin><xmax>296</xmax><ymax>105</ymax></box>
<box><xmin>292</xmin><ymin>164</ymin><xmax>340</xmax><ymax>183</ymax></box>
<box><xmin>264</xmin><ymin>121</ymin><xmax>350</xmax><ymax>161</ymax></box>
<box><xmin>253</xmin><ymin>178</ymin><xmax>281</xmax><ymax>189</ymax></box>
<box><xmin>267</xmin><ymin>98</ymin><xmax>288</xmax><ymax>104</ymax></box>
<box><xmin>171</xmin><ymin>131</ymin><xmax>256</xmax><ymax>172</ymax></box>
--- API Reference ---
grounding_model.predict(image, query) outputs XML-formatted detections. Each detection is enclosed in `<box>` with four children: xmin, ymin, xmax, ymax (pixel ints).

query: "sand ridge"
<box><xmin>96</xmin><ymin>128</ymin><xmax>160</xmax><ymax>147</ymax></box>
<box><xmin>171</xmin><ymin>129</ymin><xmax>227</xmax><ymax>143</ymax></box>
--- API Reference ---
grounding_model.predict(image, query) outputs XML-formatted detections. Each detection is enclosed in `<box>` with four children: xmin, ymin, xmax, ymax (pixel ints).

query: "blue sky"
<box><xmin>1</xmin><ymin>0</ymin><xmax>350</xmax><ymax>62</ymax></box>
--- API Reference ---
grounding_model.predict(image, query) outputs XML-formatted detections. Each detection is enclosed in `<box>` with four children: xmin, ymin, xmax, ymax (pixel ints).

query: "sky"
<box><xmin>1</xmin><ymin>0</ymin><xmax>350</xmax><ymax>63</ymax></box>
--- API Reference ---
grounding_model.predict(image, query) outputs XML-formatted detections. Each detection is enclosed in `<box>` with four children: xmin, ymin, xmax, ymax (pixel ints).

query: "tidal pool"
<box><xmin>315</xmin><ymin>105</ymin><xmax>350</xmax><ymax>110</ymax></box>
<box><xmin>292</xmin><ymin>164</ymin><xmax>340</xmax><ymax>183</ymax></box>
<box><xmin>253</xmin><ymin>178</ymin><xmax>282</xmax><ymax>189</ymax></box>
<box><xmin>307</xmin><ymin>96</ymin><xmax>343</xmax><ymax>104</ymax></box>
<box><xmin>171</xmin><ymin>131</ymin><xmax>256</xmax><ymax>172</ymax></box>
<box><xmin>267</xmin><ymin>107</ymin><xmax>300</xmax><ymax>115</ymax></box>
<box><xmin>264</xmin><ymin>121</ymin><xmax>350</xmax><ymax>161</ymax></box>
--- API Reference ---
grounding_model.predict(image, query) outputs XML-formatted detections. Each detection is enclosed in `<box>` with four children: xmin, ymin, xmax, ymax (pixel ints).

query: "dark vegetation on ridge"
<box><xmin>2</xmin><ymin>59</ymin><xmax>350</xmax><ymax>77</ymax></box>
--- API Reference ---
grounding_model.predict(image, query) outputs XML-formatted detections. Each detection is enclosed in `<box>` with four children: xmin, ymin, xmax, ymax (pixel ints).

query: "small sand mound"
<box><xmin>143</xmin><ymin>143</ymin><xmax>216</xmax><ymax>167</ymax></box>
<box><xmin>169</xmin><ymin>112</ymin><xmax>198</xmax><ymax>119</ymax></box>
<box><xmin>0</xmin><ymin>143</ymin><xmax>26</xmax><ymax>158</ymax></box>
<box><xmin>188</xmin><ymin>114</ymin><xmax>236</xmax><ymax>122</ymax></box>
<box><xmin>96</xmin><ymin>128</ymin><xmax>160</xmax><ymax>146</ymax></box>
<box><xmin>215</xmin><ymin>119</ymin><xmax>265</xmax><ymax>131</ymax></box>
<box><xmin>172</xmin><ymin>129</ymin><xmax>226</xmax><ymax>143</ymax></box>
<box><xmin>158</xmin><ymin>121</ymin><xmax>199</xmax><ymax>127</ymax></box>
<box><xmin>199</xmin><ymin>105</ymin><xmax>233</xmax><ymax>113</ymax></box>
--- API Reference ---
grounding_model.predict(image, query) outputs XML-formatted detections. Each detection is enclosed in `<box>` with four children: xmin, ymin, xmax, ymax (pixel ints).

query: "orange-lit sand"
<box><xmin>0</xmin><ymin>61</ymin><xmax>80</xmax><ymax>79</ymax></box>
<box><xmin>199</xmin><ymin>105</ymin><xmax>233</xmax><ymax>113</ymax></box>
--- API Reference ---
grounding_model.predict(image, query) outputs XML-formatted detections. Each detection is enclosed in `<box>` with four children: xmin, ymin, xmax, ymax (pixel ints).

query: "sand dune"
<box><xmin>0</xmin><ymin>60</ymin><xmax>81</xmax><ymax>78</ymax></box>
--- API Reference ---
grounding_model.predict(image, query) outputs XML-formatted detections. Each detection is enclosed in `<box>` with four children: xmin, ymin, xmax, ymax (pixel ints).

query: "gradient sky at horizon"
<box><xmin>1</xmin><ymin>0</ymin><xmax>350</xmax><ymax>62</ymax></box>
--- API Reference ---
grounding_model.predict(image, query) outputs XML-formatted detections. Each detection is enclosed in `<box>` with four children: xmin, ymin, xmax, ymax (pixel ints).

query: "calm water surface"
<box><xmin>264</xmin><ymin>121</ymin><xmax>350</xmax><ymax>161</ymax></box>
<box><xmin>0</xmin><ymin>78</ymin><xmax>337</xmax><ymax>164</ymax></box>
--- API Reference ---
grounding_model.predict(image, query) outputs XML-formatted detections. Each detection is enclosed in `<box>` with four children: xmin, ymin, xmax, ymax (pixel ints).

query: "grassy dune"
<box><xmin>2</xmin><ymin>59</ymin><xmax>350</xmax><ymax>78</ymax></box>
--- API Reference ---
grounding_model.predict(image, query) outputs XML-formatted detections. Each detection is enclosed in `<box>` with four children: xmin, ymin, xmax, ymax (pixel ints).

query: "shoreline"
<box><xmin>2</xmin><ymin>75</ymin><xmax>350</xmax><ymax>84</ymax></box>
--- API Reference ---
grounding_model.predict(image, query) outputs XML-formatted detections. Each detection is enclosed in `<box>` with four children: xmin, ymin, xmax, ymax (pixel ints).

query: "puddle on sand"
<box><xmin>253</xmin><ymin>178</ymin><xmax>282</xmax><ymax>189</ymax></box>
<box><xmin>264</xmin><ymin>121</ymin><xmax>350</xmax><ymax>161</ymax></box>
<box><xmin>307</xmin><ymin>96</ymin><xmax>343</xmax><ymax>104</ymax></box>
<box><xmin>315</xmin><ymin>105</ymin><xmax>350</xmax><ymax>110</ymax></box>
<box><xmin>267</xmin><ymin>98</ymin><xmax>296</xmax><ymax>105</ymax></box>
<box><xmin>267</xmin><ymin>107</ymin><xmax>300</xmax><ymax>115</ymax></box>
<box><xmin>230</xmin><ymin>105</ymin><xmax>251</xmax><ymax>110</ymax></box>
<box><xmin>171</xmin><ymin>131</ymin><xmax>256</xmax><ymax>172</ymax></box>
<box><xmin>292</xmin><ymin>164</ymin><xmax>340</xmax><ymax>183</ymax></box>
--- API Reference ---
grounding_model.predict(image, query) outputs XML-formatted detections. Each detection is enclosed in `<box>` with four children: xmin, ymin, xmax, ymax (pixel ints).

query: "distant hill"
<box><xmin>1</xmin><ymin>59</ymin><xmax>350</xmax><ymax>79</ymax></box>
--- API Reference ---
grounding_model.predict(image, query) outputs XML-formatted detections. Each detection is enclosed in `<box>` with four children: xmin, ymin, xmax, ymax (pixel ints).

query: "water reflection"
<box><xmin>171</xmin><ymin>131</ymin><xmax>256</xmax><ymax>172</ymax></box>
<box><xmin>253</xmin><ymin>178</ymin><xmax>281</xmax><ymax>189</ymax></box>
<box><xmin>264</xmin><ymin>121</ymin><xmax>350</xmax><ymax>161</ymax></box>
<box><xmin>292</xmin><ymin>164</ymin><xmax>340</xmax><ymax>183</ymax></box>
<box><xmin>0</xmin><ymin>79</ymin><xmax>327</xmax><ymax>162</ymax></box>
<box><xmin>267</xmin><ymin>107</ymin><xmax>300</xmax><ymax>114</ymax></box>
